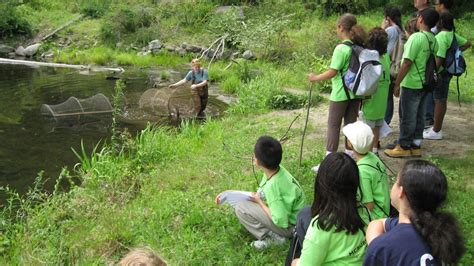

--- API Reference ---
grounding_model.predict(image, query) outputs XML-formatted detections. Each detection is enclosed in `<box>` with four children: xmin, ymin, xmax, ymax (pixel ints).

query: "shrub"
<box><xmin>0</xmin><ymin>1</ymin><xmax>32</xmax><ymax>37</ymax></box>
<box><xmin>220</xmin><ymin>74</ymin><xmax>242</xmax><ymax>94</ymax></box>
<box><xmin>79</xmin><ymin>0</ymin><xmax>111</xmax><ymax>18</ymax></box>
<box><xmin>269</xmin><ymin>91</ymin><xmax>321</xmax><ymax>110</ymax></box>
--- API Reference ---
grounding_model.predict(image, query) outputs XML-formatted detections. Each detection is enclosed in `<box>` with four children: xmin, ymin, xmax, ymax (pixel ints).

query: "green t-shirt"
<box><xmin>361</xmin><ymin>53</ymin><xmax>391</xmax><ymax>120</ymax></box>
<box><xmin>298</xmin><ymin>216</ymin><xmax>367</xmax><ymax>266</ymax></box>
<box><xmin>401</xmin><ymin>31</ymin><xmax>439</xmax><ymax>89</ymax></box>
<box><xmin>435</xmin><ymin>31</ymin><xmax>468</xmax><ymax>72</ymax></box>
<box><xmin>357</xmin><ymin>152</ymin><xmax>390</xmax><ymax>220</ymax></box>
<box><xmin>258</xmin><ymin>165</ymin><xmax>305</xmax><ymax>228</ymax></box>
<box><xmin>329</xmin><ymin>40</ymin><xmax>355</xmax><ymax>102</ymax></box>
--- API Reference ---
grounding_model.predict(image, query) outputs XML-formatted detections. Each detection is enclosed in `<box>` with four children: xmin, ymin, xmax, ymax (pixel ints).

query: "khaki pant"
<box><xmin>326</xmin><ymin>99</ymin><xmax>360</xmax><ymax>152</ymax></box>
<box><xmin>234</xmin><ymin>201</ymin><xmax>294</xmax><ymax>240</ymax></box>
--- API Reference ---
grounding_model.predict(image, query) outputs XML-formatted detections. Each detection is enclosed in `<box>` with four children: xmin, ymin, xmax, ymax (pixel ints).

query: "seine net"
<box><xmin>40</xmin><ymin>93</ymin><xmax>113</xmax><ymax>117</ymax></box>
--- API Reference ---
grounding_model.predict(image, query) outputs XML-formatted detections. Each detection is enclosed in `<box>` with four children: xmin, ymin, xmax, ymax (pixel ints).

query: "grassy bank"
<box><xmin>1</xmin><ymin>0</ymin><xmax>474</xmax><ymax>264</ymax></box>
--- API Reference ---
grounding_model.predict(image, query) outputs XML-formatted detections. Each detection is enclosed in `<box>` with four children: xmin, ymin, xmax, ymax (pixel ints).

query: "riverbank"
<box><xmin>1</xmin><ymin>1</ymin><xmax>474</xmax><ymax>264</ymax></box>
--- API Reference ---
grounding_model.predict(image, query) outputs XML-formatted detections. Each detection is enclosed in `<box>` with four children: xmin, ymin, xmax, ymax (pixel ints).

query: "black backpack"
<box><xmin>414</xmin><ymin>32</ymin><xmax>439</xmax><ymax>92</ymax></box>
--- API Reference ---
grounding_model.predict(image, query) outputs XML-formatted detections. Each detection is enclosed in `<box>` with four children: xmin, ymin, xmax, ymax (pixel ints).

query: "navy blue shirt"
<box><xmin>364</xmin><ymin>218</ymin><xmax>438</xmax><ymax>266</ymax></box>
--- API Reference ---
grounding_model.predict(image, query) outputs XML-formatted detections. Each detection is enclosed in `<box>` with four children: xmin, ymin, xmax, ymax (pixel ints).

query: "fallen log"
<box><xmin>38</xmin><ymin>14</ymin><xmax>85</xmax><ymax>43</ymax></box>
<box><xmin>0</xmin><ymin>58</ymin><xmax>125</xmax><ymax>73</ymax></box>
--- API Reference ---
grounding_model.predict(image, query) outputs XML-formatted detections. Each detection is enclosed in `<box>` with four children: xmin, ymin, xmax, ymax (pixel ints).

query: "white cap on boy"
<box><xmin>342</xmin><ymin>121</ymin><xmax>374</xmax><ymax>155</ymax></box>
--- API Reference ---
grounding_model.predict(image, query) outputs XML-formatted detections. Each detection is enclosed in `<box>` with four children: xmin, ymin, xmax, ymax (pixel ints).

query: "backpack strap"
<box><xmin>358</xmin><ymin>163</ymin><xmax>391</xmax><ymax>218</ymax></box>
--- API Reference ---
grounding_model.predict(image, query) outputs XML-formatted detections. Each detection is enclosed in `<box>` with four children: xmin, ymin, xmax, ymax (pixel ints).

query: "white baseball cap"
<box><xmin>342</xmin><ymin>121</ymin><xmax>374</xmax><ymax>154</ymax></box>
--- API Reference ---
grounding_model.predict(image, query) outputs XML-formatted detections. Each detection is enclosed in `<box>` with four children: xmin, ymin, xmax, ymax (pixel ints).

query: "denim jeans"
<box><xmin>425</xmin><ymin>92</ymin><xmax>434</xmax><ymax>125</ymax></box>
<box><xmin>399</xmin><ymin>87</ymin><xmax>427</xmax><ymax>148</ymax></box>
<box><xmin>384</xmin><ymin>82</ymin><xmax>394</xmax><ymax>125</ymax></box>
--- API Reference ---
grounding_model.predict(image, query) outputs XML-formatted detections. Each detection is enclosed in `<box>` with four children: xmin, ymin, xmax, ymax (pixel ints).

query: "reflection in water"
<box><xmin>0</xmin><ymin>64</ymin><xmax>228</xmax><ymax>202</ymax></box>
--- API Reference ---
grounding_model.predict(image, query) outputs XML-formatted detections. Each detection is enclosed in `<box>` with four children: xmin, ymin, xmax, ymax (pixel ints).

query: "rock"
<box><xmin>165</xmin><ymin>45</ymin><xmax>175</xmax><ymax>52</ymax></box>
<box><xmin>180</xmin><ymin>42</ymin><xmax>188</xmax><ymax>49</ymax></box>
<box><xmin>215</xmin><ymin>6</ymin><xmax>244</xmax><ymax>18</ymax></box>
<box><xmin>0</xmin><ymin>44</ymin><xmax>14</xmax><ymax>55</ymax></box>
<box><xmin>138</xmin><ymin>51</ymin><xmax>151</xmax><ymax>56</ymax></box>
<box><xmin>15</xmin><ymin>46</ymin><xmax>25</xmax><ymax>56</ymax></box>
<box><xmin>187</xmin><ymin>45</ymin><xmax>203</xmax><ymax>53</ymax></box>
<box><xmin>148</xmin><ymin>40</ymin><xmax>162</xmax><ymax>52</ymax></box>
<box><xmin>176</xmin><ymin>47</ymin><xmax>187</xmax><ymax>57</ymax></box>
<box><xmin>23</xmin><ymin>43</ymin><xmax>41</xmax><ymax>57</ymax></box>
<box><xmin>242</xmin><ymin>50</ymin><xmax>254</xmax><ymax>60</ymax></box>
<box><xmin>204</xmin><ymin>49</ymin><xmax>215</xmax><ymax>59</ymax></box>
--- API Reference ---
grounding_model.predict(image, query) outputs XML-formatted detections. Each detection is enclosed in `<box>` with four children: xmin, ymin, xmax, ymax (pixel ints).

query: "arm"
<box><xmin>308</xmin><ymin>69</ymin><xmax>338</xmax><ymax>82</ymax></box>
<box><xmin>366</xmin><ymin>218</ymin><xmax>387</xmax><ymax>245</ymax></box>
<box><xmin>191</xmin><ymin>80</ymin><xmax>208</xmax><ymax>90</ymax></box>
<box><xmin>393</xmin><ymin>59</ymin><xmax>412</xmax><ymax>97</ymax></box>
<box><xmin>365</xmin><ymin>202</ymin><xmax>375</xmax><ymax>212</ymax></box>
<box><xmin>169</xmin><ymin>78</ymin><xmax>187</xmax><ymax>88</ymax></box>
<box><xmin>250</xmin><ymin>192</ymin><xmax>272</xmax><ymax>220</ymax></box>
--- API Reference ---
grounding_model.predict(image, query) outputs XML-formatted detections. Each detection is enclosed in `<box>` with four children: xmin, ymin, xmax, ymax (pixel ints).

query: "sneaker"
<box><xmin>252</xmin><ymin>231</ymin><xmax>286</xmax><ymax>250</ymax></box>
<box><xmin>411</xmin><ymin>146</ymin><xmax>422</xmax><ymax>157</ymax></box>
<box><xmin>424</xmin><ymin>120</ymin><xmax>434</xmax><ymax>129</ymax></box>
<box><xmin>384</xmin><ymin>144</ymin><xmax>412</xmax><ymax>158</ymax></box>
<box><xmin>423</xmin><ymin>127</ymin><xmax>443</xmax><ymax>140</ymax></box>
<box><xmin>311</xmin><ymin>164</ymin><xmax>320</xmax><ymax>174</ymax></box>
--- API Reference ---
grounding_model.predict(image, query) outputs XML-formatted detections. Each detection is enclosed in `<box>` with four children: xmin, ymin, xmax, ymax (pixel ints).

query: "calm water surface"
<box><xmin>0</xmin><ymin>63</ymin><xmax>226</xmax><ymax>202</ymax></box>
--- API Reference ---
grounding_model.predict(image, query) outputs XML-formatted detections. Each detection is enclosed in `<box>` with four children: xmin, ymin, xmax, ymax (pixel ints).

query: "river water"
<box><xmin>0</xmin><ymin>63</ymin><xmax>227</xmax><ymax>202</ymax></box>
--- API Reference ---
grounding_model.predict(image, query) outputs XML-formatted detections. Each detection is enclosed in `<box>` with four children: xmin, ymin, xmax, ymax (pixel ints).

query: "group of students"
<box><xmin>216</xmin><ymin>128</ymin><xmax>465</xmax><ymax>265</ymax></box>
<box><xmin>214</xmin><ymin>1</ymin><xmax>469</xmax><ymax>264</ymax></box>
<box><xmin>310</xmin><ymin>0</ymin><xmax>471</xmax><ymax>164</ymax></box>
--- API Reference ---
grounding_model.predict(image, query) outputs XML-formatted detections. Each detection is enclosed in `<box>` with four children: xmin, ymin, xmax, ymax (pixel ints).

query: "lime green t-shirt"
<box><xmin>435</xmin><ymin>31</ymin><xmax>468</xmax><ymax>72</ymax></box>
<box><xmin>357</xmin><ymin>152</ymin><xmax>390</xmax><ymax>220</ymax></box>
<box><xmin>258</xmin><ymin>165</ymin><xmax>305</xmax><ymax>228</ymax></box>
<box><xmin>361</xmin><ymin>53</ymin><xmax>391</xmax><ymax>120</ymax></box>
<box><xmin>298</xmin><ymin>216</ymin><xmax>367</xmax><ymax>266</ymax></box>
<box><xmin>401</xmin><ymin>31</ymin><xmax>439</xmax><ymax>89</ymax></box>
<box><xmin>329</xmin><ymin>40</ymin><xmax>355</xmax><ymax>102</ymax></box>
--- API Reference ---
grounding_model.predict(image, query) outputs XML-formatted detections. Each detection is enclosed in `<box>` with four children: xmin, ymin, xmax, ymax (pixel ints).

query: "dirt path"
<box><xmin>271</xmin><ymin>96</ymin><xmax>474</xmax><ymax>173</ymax></box>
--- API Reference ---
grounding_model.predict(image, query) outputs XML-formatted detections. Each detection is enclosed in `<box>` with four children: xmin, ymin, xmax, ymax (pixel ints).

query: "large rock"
<box><xmin>16</xmin><ymin>43</ymin><xmax>41</xmax><ymax>57</ymax></box>
<box><xmin>148</xmin><ymin>40</ymin><xmax>162</xmax><ymax>52</ymax></box>
<box><xmin>15</xmin><ymin>46</ymin><xmax>25</xmax><ymax>56</ymax></box>
<box><xmin>215</xmin><ymin>6</ymin><xmax>244</xmax><ymax>18</ymax></box>
<box><xmin>165</xmin><ymin>45</ymin><xmax>176</xmax><ymax>52</ymax></box>
<box><xmin>0</xmin><ymin>44</ymin><xmax>14</xmax><ymax>55</ymax></box>
<box><xmin>242</xmin><ymin>50</ymin><xmax>254</xmax><ymax>60</ymax></box>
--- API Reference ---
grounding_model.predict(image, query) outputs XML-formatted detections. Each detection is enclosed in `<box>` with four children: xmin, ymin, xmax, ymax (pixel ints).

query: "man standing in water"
<box><xmin>169</xmin><ymin>59</ymin><xmax>209</xmax><ymax>118</ymax></box>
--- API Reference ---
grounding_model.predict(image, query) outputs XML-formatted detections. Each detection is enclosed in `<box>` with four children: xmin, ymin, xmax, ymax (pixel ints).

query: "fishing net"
<box><xmin>139</xmin><ymin>87</ymin><xmax>198</xmax><ymax>118</ymax></box>
<box><xmin>40</xmin><ymin>93</ymin><xmax>113</xmax><ymax>117</ymax></box>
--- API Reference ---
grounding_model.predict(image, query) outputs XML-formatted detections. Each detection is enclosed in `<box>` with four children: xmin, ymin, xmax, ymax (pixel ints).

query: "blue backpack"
<box><xmin>444</xmin><ymin>31</ymin><xmax>466</xmax><ymax>76</ymax></box>
<box><xmin>444</xmin><ymin>31</ymin><xmax>467</xmax><ymax>105</ymax></box>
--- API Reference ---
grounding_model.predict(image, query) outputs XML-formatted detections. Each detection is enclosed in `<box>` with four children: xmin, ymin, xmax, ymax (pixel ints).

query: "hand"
<box><xmin>250</xmin><ymin>192</ymin><xmax>262</xmax><ymax>203</ymax></box>
<box><xmin>215</xmin><ymin>193</ymin><xmax>222</xmax><ymax>205</ymax></box>
<box><xmin>308</xmin><ymin>73</ymin><xmax>318</xmax><ymax>82</ymax></box>
<box><xmin>381</xmin><ymin>18</ymin><xmax>389</xmax><ymax>29</ymax></box>
<box><xmin>168</xmin><ymin>84</ymin><xmax>175</xmax><ymax>89</ymax></box>
<box><xmin>190</xmin><ymin>84</ymin><xmax>197</xmax><ymax>90</ymax></box>
<box><xmin>393</xmin><ymin>84</ymin><xmax>401</xmax><ymax>98</ymax></box>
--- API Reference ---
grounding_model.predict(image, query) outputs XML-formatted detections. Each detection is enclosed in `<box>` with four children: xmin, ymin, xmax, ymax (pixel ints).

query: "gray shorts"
<box><xmin>361</xmin><ymin>117</ymin><xmax>384</xmax><ymax>129</ymax></box>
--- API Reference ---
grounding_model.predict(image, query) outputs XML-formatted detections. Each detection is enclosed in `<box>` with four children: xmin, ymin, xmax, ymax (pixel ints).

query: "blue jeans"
<box><xmin>384</xmin><ymin>83</ymin><xmax>394</xmax><ymax>125</ymax></box>
<box><xmin>425</xmin><ymin>92</ymin><xmax>434</xmax><ymax>125</ymax></box>
<box><xmin>399</xmin><ymin>87</ymin><xmax>427</xmax><ymax>148</ymax></box>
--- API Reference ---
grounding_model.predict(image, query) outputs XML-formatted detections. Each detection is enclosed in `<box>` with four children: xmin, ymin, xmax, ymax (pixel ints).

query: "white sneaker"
<box><xmin>311</xmin><ymin>164</ymin><xmax>320</xmax><ymax>174</ymax></box>
<box><xmin>252</xmin><ymin>231</ymin><xmax>286</xmax><ymax>250</ymax></box>
<box><xmin>423</xmin><ymin>127</ymin><xmax>443</xmax><ymax>140</ymax></box>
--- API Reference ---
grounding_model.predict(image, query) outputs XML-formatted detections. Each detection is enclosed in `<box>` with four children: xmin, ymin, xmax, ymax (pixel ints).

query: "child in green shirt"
<box><xmin>423</xmin><ymin>11</ymin><xmax>471</xmax><ymax>140</ymax></box>
<box><xmin>343</xmin><ymin>121</ymin><xmax>391</xmax><ymax>220</ymax></box>
<box><xmin>385</xmin><ymin>8</ymin><xmax>440</xmax><ymax>158</ymax></box>
<box><xmin>361</xmin><ymin>27</ymin><xmax>391</xmax><ymax>155</ymax></box>
<box><xmin>307</xmin><ymin>13</ymin><xmax>367</xmax><ymax>170</ymax></box>
<box><xmin>291</xmin><ymin>152</ymin><xmax>367</xmax><ymax>266</ymax></box>
<box><xmin>215</xmin><ymin>136</ymin><xmax>305</xmax><ymax>250</ymax></box>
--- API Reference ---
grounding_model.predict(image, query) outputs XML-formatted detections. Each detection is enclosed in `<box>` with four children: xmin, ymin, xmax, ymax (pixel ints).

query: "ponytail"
<box><xmin>411</xmin><ymin>211</ymin><xmax>465</xmax><ymax>264</ymax></box>
<box><xmin>350</xmin><ymin>25</ymin><xmax>367</xmax><ymax>46</ymax></box>
<box><xmin>338</xmin><ymin>13</ymin><xmax>367</xmax><ymax>46</ymax></box>
<box><xmin>400</xmin><ymin>160</ymin><xmax>466</xmax><ymax>264</ymax></box>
